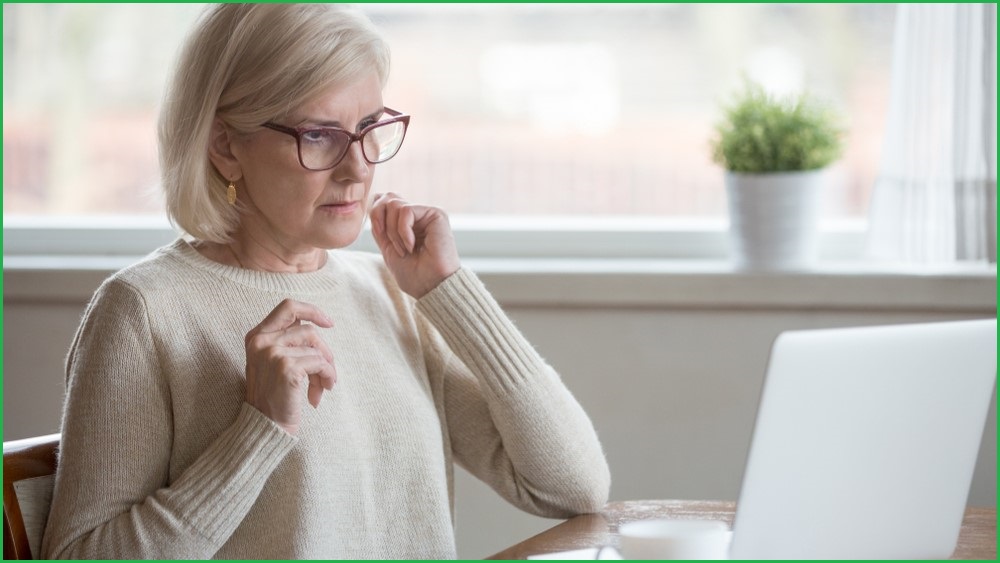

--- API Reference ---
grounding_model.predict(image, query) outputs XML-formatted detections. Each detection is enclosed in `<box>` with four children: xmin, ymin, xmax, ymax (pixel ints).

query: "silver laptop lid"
<box><xmin>730</xmin><ymin>319</ymin><xmax>997</xmax><ymax>559</ymax></box>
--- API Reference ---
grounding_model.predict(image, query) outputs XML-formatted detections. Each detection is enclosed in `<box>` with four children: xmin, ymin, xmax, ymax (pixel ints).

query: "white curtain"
<box><xmin>868</xmin><ymin>3</ymin><xmax>997</xmax><ymax>263</ymax></box>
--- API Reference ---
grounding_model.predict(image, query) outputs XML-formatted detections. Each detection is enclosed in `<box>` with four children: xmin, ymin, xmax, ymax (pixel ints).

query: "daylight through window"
<box><xmin>3</xmin><ymin>3</ymin><xmax>895</xmax><ymax>221</ymax></box>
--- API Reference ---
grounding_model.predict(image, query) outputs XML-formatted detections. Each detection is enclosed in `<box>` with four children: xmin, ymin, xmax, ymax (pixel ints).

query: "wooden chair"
<box><xmin>3</xmin><ymin>434</ymin><xmax>60</xmax><ymax>560</ymax></box>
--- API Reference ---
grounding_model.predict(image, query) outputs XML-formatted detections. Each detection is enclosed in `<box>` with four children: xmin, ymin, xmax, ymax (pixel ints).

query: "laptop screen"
<box><xmin>729</xmin><ymin>319</ymin><xmax>996</xmax><ymax>559</ymax></box>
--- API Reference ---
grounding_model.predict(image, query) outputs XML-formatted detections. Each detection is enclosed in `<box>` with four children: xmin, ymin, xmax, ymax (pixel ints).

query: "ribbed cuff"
<box><xmin>166</xmin><ymin>403</ymin><xmax>297</xmax><ymax>543</ymax></box>
<box><xmin>416</xmin><ymin>268</ymin><xmax>550</xmax><ymax>397</ymax></box>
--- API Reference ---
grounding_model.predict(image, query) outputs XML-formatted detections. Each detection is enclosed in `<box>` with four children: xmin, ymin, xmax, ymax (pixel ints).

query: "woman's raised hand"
<box><xmin>243</xmin><ymin>299</ymin><xmax>337</xmax><ymax>435</ymax></box>
<box><xmin>369</xmin><ymin>192</ymin><xmax>461</xmax><ymax>298</ymax></box>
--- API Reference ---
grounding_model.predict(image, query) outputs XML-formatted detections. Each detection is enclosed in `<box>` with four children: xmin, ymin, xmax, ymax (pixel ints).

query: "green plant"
<box><xmin>711</xmin><ymin>81</ymin><xmax>845</xmax><ymax>173</ymax></box>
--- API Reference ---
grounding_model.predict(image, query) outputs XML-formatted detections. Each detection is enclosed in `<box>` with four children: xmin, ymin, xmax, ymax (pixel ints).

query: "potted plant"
<box><xmin>711</xmin><ymin>81</ymin><xmax>845</xmax><ymax>271</ymax></box>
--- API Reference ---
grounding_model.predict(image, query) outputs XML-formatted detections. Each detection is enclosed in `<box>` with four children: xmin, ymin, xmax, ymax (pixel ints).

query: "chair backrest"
<box><xmin>3</xmin><ymin>434</ymin><xmax>60</xmax><ymax>560</ymax></box>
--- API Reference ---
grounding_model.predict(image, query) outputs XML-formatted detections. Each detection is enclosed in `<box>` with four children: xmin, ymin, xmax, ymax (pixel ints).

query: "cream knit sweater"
<box><xmin>40</xmin><ymin>239</ymin><xmax>610</xmax><ymax>559</ymax></box>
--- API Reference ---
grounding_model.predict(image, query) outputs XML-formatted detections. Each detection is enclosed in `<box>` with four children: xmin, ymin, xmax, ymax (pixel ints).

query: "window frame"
<box><xmin>2</xmin><ymin>216</ymin><xmax>868</xmax><ymax>262</ymax></box>
<box><xmin>4</xmin><ymin>217</ymin><xmax>995</xmax><ymax>316</ymax></box>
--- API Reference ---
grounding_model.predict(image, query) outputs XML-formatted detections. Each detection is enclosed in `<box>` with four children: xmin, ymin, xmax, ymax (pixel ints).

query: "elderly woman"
<box><xmin>40</xmin><ymin>4</ymin><xmax>610</xmax><ymax>560</ymax></box>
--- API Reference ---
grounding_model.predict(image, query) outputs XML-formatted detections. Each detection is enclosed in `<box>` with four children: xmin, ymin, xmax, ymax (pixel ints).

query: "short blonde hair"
<box><xmin>158</xmin><ymin>4</ymin><xmax>390</xmax><ymax>243</ymax></box>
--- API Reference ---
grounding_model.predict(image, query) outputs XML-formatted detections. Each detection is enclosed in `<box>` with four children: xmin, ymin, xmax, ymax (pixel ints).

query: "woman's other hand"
<box><xmin>369</xmin><ymin>192</ymin><xmax>461</xmax><ymax>298</ymax></box>
<box><xmin>244</xmin><ymin>299</ymin><xmax>337</xmax><ymax>435</ymax></box>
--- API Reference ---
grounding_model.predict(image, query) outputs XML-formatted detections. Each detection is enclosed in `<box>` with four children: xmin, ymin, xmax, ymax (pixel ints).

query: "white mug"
<box><xmin>618</xmin><ymin>519</ymin><xmax>730</xmax><ymax>560</ymax></box>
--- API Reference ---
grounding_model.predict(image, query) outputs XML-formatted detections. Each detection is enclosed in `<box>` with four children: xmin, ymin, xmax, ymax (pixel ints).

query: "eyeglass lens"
<box><xmin>300</xmin><ymin>121</ymin><xmax>406</xmax><ymax>170</ymax></box>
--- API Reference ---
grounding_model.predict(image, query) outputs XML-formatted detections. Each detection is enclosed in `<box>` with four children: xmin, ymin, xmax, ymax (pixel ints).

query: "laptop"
<box><xmin>729</xmin><ymin>319</ymin><xmax>997</xmax><ymax>559</ymax></box>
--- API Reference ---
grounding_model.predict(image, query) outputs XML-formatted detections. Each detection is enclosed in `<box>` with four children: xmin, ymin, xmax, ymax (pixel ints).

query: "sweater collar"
<box><xmin>167</xmin><ymin>238</ymin><xmax>346</xmax><ymax>294</ymax></box>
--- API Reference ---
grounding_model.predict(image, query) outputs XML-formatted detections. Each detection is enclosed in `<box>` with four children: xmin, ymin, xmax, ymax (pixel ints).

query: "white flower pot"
<box><xmin>725</xmin><ymin>169</ymin><xmax>825</xmax><ymax>271</ymax></box>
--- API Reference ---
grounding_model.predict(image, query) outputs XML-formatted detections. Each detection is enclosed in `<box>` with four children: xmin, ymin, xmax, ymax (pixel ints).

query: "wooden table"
<box><xmin>488</xmin><ymin>500</ymin><xmax>997</xmax><ymax>560</ymax></box>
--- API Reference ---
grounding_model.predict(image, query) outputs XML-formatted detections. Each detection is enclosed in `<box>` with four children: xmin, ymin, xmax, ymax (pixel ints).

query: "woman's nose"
<box><xmin>334</xmin><ymin>141</ymin><xmax>370</xmax><ymax>182</ymax></box>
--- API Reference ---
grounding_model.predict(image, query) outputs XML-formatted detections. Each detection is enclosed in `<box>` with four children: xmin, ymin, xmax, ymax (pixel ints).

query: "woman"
<box><xmin>40</xmin><ymin>4</ymin><xmax>610</xmax><ymax>560</ymax></box>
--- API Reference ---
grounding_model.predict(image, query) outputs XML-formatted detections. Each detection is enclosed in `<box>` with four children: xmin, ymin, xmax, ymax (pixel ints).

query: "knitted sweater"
<box><xmin>40</xmin><ymin>239</ymin><xmax>610</xmax><ymax>559</ymax></box>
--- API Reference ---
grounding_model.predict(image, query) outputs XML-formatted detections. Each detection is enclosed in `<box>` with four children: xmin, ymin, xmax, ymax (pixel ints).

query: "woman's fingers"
<box><xmin>369</xmin><ymin>191</ymin><xmax>462</xmax><ymax>298</ymax></box>
<box><xmin>371</xmin><ymin>192</ymin><xmax>414</xmax><ymax>257</ymax></box>
<box><xmin>247</xmin><ymin>298</ymin><xmax>333</xmax><ymax>345</ymax></box>
<box><xmin>251</xmin><ymin>348</ymin><xmax>337</xmax><ymax>385</ymax></box>
<box><xmin>383</xmin><ymin>196</ymin><xmax>409</xmax><ymax>257</ymax></box>
<box><xmin>369</xmin><ymin>192</ymin><xmax>391</xmax><ymax>254</ymax></box>
<box><xmin>244</xmin><ymin>348</ymin><xmax>337</xmax><ymax>433</ymax></box>
<box><xmin>307</xmin><ymin>363</ymin><xmax>338</xmax><ymax>407</ymax></box>
<box><xmin>370</xmin><ymin>192</ymin><xmax>386</xmax><ymax>238</ymax></box>
<box><xmin>244</xmin><ymin>298</ymin><xmax>338</xmax><ymax>434</ymax></box>
<box><xmin>248</xmin><ymin>323</ymin><xmax>334</xmax><ymax>364</ymax></box>
<box><xmin>394</xmin><ymin>204</ymin><xmax>416</xmax><ymax>254</ymax></box>
<box><xmin>292</xmin><ymin>354</ymin><xmax>337</xmax><ymax>407</ymax></box>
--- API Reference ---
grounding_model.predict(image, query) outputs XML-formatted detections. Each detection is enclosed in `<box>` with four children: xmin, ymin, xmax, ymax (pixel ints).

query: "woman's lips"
<box><xmin>320</xmin><ymin>201</ymin><xmax>360</xmax><ymax>215</ymax></box>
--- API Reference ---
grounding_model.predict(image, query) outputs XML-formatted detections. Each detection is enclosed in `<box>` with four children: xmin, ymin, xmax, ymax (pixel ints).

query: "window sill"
<box><xmin>4</xmin><ymin>217</ymin><xmax>995</xmax><ymax>311</ymax></box>
<box><xmin>467</xmin><ymin>258</ymin><xmax>996</xmax><ymax>311</ymax></box>
<box><xmin>2</xmin><ymin>215</ymin><xmax>865</xmax><ymax>260</ymax></box>
<box><xmin>4</xmin><ymin>254</ymin><xmax>995</xmax><ymax>312</ymax></box>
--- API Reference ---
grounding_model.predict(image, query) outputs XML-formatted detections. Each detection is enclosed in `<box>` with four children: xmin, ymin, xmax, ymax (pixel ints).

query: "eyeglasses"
<box><xmin>261</xmin><ymin>107</ymin><xmax>410</xmax><ymax>171</ymax></box>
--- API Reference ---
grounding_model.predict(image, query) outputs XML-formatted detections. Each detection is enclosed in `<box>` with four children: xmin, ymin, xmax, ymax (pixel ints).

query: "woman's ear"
<box><xmin>207</xmin><ymin>117</ymin><xmax>241</xmax><ymax>181</ymax></box>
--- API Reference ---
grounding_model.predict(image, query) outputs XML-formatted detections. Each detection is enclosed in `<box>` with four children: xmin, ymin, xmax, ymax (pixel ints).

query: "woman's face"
<box><xmin>230</xmin><ymin>72</ymin><xmax>383</xmax><ymax>253</ymax></box>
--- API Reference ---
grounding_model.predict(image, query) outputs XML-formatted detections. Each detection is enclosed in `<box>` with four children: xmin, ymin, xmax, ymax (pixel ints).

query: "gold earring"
<box><xmin>226</xmin><ymin>181</ymin><xmax>237</xmax><ymax>205</ymax></box>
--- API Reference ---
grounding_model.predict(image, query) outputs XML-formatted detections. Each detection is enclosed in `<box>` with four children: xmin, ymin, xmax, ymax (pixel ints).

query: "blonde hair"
<box><xmin>158</xmin><ymin>4</ymin><xmax>390</xmax><ymax>243</ymax></box>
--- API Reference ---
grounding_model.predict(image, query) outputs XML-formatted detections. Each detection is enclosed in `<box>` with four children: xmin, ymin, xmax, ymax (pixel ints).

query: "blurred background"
<box><xmin>3</xmin><ymin>3</ymin><xmax>894</xmax><ymax>221</ymax></box>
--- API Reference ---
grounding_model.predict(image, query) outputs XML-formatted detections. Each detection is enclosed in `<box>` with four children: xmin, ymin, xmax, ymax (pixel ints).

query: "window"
<box><xmin>4</xmin><ymin>3</ymin><xmax>204</xmax><ymax>217</ymax></box>
<box><xmin>375</xmin><ymin>4</ymin><xmax>894</xmax><ymax>220</ymax></box>
<box><xmin>4</xmin><ymin>4</ymin><xmax>895</xmax><ymax>261</ymax></box>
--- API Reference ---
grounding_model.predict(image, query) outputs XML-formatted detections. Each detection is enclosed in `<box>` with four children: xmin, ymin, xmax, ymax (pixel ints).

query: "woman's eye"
<box><xmin>301</xmin><ymin>130</ymin><xmax>330</xmax><ymax>144</ymax></box>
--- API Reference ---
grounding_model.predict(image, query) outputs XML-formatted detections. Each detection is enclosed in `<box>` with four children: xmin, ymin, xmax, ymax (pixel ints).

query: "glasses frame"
<box><xmin>261</xmin><ymin>107</ymin><xmax>410</xmax><ymax>171</ymax></box>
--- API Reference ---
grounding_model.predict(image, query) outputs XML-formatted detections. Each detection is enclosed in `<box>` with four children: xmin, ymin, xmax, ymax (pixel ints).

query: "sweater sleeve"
<box><xmin>415</xmin><ymin>268</ymin><xmax>611</xmax><ymax>518</ymax></box>
<box><xmin>40</xmin><ymin>278</ymin><xmax>297</xmax><ymax>560</ymax></box>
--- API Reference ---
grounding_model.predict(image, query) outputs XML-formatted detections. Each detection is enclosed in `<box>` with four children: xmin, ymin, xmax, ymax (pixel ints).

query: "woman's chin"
<box><xmin>319</xmin><ymin>224</ymin><xmax>365</xmax><ymax>250</ymax></box>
